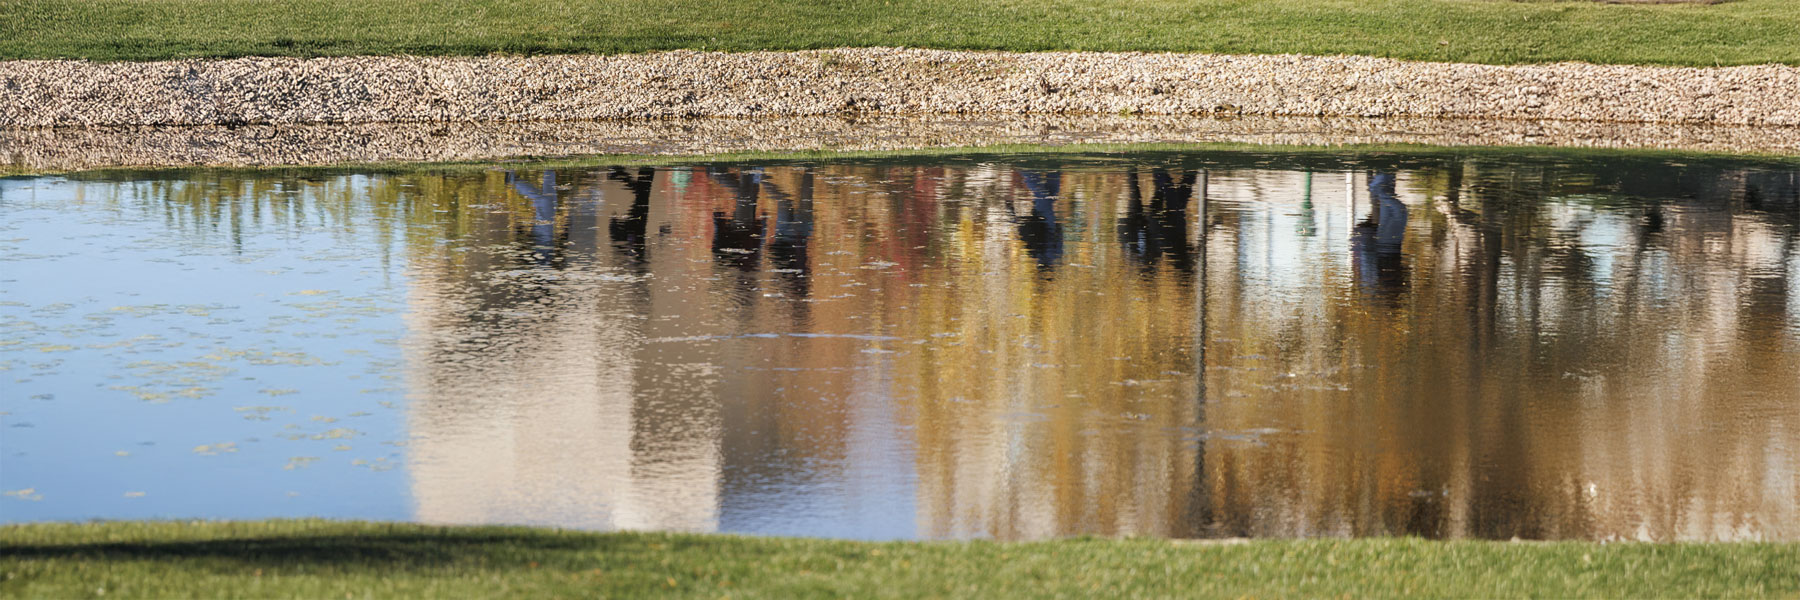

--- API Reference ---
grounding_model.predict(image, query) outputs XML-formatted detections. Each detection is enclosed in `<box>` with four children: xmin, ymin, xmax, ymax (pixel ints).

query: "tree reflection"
<box><xmin>1351</xmin><ymin>171</ymin><xmax>1408</xmax><ymax>303</ymax></box>
<box><xmin>708</xmin><ymin>167</ymin><xmax>766</xmax><ymax>271</ymax></box>
<box><xmin>506</xmin><ymin>171</ymin><xmax>568</xmax><ymax>267</ymax></box>
<box><xmin>763</xmin><ymin>169</ymin><xmax>814</xmax><ymax>299</ymax></box>
<box><xmin>95</xmin><ymin>150</ymin><xmax>1796</xmax><ymax>541</ymax></box>
<box><xmin>1014</xmin><ymin>170</ymin><xmax>1064</xmax><ymax>269</ymax></box>
<box><xmin>606</xmin><ymin>167</ymin><xmax>655</xmax><ymax>265</ymax></box>
<box><xmin>1120</xmin><ymin>168</ymin><xmax>1197</xmax><ymax>274</ymax></box>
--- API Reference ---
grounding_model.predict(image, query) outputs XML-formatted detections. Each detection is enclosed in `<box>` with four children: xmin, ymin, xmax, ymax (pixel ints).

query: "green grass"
<box><xmin>2</xmin><ymin>521</ymin><xmax>1796</xmax><ymax>598</ymax></box>
<box><xmin>0</xmin><ymin>0</ymin><xmax>1796</xmax><ymax>65</ymax></box>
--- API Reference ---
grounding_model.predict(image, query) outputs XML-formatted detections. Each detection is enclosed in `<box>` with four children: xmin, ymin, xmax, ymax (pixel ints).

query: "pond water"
<box><xmin>2</xmin><ymin>150</ymin><xmax>1797</xmax><ymax>541</ymax></box>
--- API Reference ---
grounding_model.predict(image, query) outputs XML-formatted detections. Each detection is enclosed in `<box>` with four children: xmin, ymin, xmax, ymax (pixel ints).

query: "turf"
<box><xmin>0</xmin><ymin>0</ymin><xmax>1796</xmax><ymax>65</ymax></box>
<box><xmin>2</xmin><ymin>520</ymin><xmax>1797</xmax><ymax>598</ymax></box>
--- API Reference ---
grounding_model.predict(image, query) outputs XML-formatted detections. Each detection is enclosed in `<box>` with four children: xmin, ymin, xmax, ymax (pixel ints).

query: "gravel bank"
<box><xmin>6</xmin><ymin>115</ymin><xmax>1796</xmax><ymax>172</ymax></box>
<box><xmin>3</xmin><ymin>49</ymin><xmax>1798</xmax><ymax>128</ymax></box>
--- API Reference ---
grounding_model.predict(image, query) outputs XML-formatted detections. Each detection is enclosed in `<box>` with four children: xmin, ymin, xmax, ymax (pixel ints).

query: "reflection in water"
<box><xmin>5</xmin><ymin>151</ymin><xmax>1798</xmax><ymax>541</ymax></box>
<box><xmin>606</xmin><ymin>167</ymin><xmax>654</xmax><ymax>263</ymax></box>
<box><xmin>1353</xmin><ymin>172</ymin><xmax>1408</xmax><ymax>302</ymax></box>
<box><xmin>1015</xmin><ymin>170</ymin><xmax>1065</xmax><ymax>268</ymax></box>
<box><xmin>1120</xmin><ymin>169</ymin><xmax>1197</xmax><ymax>272</ymax></box>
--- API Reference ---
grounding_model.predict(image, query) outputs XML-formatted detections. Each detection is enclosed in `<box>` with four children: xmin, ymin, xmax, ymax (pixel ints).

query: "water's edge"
<box><xmin>5</xmin><ymin>114</ymin><xmax>1799</xmax><ymax>173</ymax></box>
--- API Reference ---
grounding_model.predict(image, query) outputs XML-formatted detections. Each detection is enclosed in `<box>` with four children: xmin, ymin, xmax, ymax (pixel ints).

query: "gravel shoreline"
<box><xmin>6</xmin><ymin>115</ymin><xmax>1797</xmax><ymax>172</ymax></box>
<box><xmin>3</xmin><ymin>49</ymin><xmax>1798</xmax><ymax>128</ymax></box>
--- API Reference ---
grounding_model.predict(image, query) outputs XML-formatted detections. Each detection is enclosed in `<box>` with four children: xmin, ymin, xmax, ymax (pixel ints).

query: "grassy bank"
<box><xmin>1</xmin><ymin>0</ymin><xmax>1796</xmax><ymax>65</ymax></box>
<box><xmin>2</xmin><ymin>521</ymin><xmax>1797</xmax><ymax>598</ymax></box>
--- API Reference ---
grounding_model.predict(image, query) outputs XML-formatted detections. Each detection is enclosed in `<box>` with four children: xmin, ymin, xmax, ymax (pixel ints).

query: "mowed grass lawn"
<box><xmin>0</xmin><ymin>0</ymin><xmax>1796</xmax><ymax>65</ymax></box>
<box><xmin>2</xmin><ymin>521</ymin><xmax>1798</xmax><ymax>598</ymax></box>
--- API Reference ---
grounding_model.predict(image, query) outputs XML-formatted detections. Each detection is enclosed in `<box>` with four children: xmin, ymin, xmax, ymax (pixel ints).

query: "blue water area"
<box><xmin>0</xmin><ymin>175</ymin><xmax>412</xmax><ymax>522</ymax></box>
<box><xmin>2</xmin><ymin>150</ymin><xmax>1796</xmax><ymax>541</ymax></box>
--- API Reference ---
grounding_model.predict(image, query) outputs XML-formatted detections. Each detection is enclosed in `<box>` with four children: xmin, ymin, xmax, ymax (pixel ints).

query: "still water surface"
<box><xmin>3</xmin><ymin>150</ymin><xmax>1797</xmax><ymax>541</ymax></box>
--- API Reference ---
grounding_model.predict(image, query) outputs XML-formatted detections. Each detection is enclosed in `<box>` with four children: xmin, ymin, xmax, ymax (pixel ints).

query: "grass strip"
<box><xmin>2</xmin><ymin>520</ymin><xmax>1797</xmax><ymax>598</ymax></box>
<box><xmin>1</xmin><ymin>0</ymin><xmax>1797</xmax><ymax>65</ymax></box>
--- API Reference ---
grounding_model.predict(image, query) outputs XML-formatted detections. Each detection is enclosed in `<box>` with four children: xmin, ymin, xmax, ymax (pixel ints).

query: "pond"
<box><xmin>2</xmin><ymin>149</ymin><xmax>1796</xmax><ymax>541</ymax></box>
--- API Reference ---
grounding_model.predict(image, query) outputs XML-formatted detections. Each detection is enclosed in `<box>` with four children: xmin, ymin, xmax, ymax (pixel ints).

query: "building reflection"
<box><xmin>382</xmin><ymin>154</ymin><xmax>1798</xmax><ymax>541</ymax></box>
